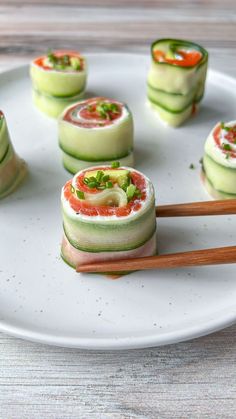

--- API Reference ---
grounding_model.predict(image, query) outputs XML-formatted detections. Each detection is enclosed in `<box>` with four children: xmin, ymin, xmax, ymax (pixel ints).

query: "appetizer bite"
<box><xmin>0</xmin><ymin>111</ymin><xmax>27</xmax><ymax>199</ymax></box>
<box><xmin>58</xmin><ymin>97</ymin><xmax>134</xmax><ymax>173</ymax></box>
<box><xmin>61</xmin><ymin>163</ymin><xmax>157</xmax><ymax>270</ymax></box>
<box><xmin>147</xmin><ymin>39</ymin><xmax>208</xmax><ymax>126</ymax></box>
<box><xmin>202</xmin><ymin>121</ymin><xmax>236</xmax><ymax>199</ymax></box>
<box><xmin>30</xmin><ymin>50</ymin><xmax>87</xmax><ymax>118</ymax></box>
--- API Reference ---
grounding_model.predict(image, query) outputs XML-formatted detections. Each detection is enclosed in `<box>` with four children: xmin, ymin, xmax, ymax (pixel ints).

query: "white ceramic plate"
<box><xmin>0</xmin><ymin>53</ymin><xmax>236</xmax><ymax>349</ymax></box>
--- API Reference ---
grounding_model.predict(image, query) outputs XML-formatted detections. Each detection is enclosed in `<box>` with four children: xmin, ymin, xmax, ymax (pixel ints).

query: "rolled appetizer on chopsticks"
<box><xmin>61</xmin><ymin>163</ymin><xmax>157</xmax><ymax>271</ymax></box>
<box><xmin>30</xmin><ymin>50</ymin><xmax>87</xmax><ymax>118</ymax></box>
<box><xmin>202</xmin><ymin>121</ymin><xmax>236</xmax><ymax>199</ymax></box>
<box><xmin>147</xmin><ymin>38</ymin><xmax>208</xmax><ymax>126</ymax></box>
<box><xmin>0</xmin><ymin>111</ymin><xmax>27</xmax><ymax>199</ymax></box>
<box><xmin>58</xmin><ymin>97</ymin><xmax>134</xmax><ymax>173</ymax></box>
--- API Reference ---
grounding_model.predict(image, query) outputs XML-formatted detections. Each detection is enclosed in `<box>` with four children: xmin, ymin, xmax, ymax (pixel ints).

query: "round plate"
<box><xmin>0</xmin><ymin>53</ymin><xmax>236</xmax><ymax>349</ymax></box>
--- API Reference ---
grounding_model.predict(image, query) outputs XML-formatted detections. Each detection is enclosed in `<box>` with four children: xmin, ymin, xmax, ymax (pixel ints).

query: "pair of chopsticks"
<box><xmin>77</xmin><ymin>199</ymin><xmax>236</xmax><ymax>273</ymax></box>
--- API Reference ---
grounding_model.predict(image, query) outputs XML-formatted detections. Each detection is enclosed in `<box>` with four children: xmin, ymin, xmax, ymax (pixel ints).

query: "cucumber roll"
<box><xmin>202</xmin><ymin>121</ymin><xmax>236</xmax><ymax>199</ymax></box>
<box><xmin>0</xmin><ymin>111</ymin><xmax>27</xmax><ymax>199</ymax></box>
<box><xmin>30</xmin><ymin>50</ymin><xmax>87</xmax><ymax>118</ymax></box>
<box><xmin>147</xmin><ymin>39</ymin><xmax>208</xmax><ymax>126</ymax></box>
<box><xmin>61</xmin><ymin>163</ymin><xmax>157</xmax><ymax>270</ymax></box>
<box><xmin>32</xmin><ymin>89</ymin><xmax>85</xmax><ymax>119</ymax></box>
<box><xmin>58</xmin><ymin>97</ymin><xmax>134</xmax><ymax>173</ymax></box>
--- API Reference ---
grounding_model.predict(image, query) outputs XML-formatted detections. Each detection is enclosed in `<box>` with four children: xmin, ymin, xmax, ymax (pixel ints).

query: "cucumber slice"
<box><xmin>148</xmin><ymin>38</ymin><xmax>208</xmax><ymax>95</ymax></box>
<box><xmin>62</xmin><ymin>150</ymin><xmax>134</xmax><ymax>174</ymax></box>
<box><xmin>62</xmin><ymin>201</ymin><xmax>156</xmax><ymax>252</ymax></box>
<box><xmin>59</xmin><ymin>103</ymin><xmax>133</xmax><ymax>160</ymax></box>
<box><xmin>201</xmin><ymin>169</ymin><xmax>236</xmax><ymax>200</ymax></box>
<box><xmin>148</xmin><ymin>98</ymin><xmax>198</xmax><ymax>127</ymax></box>
<box><xmin>0</xmin><ymin>143</ymin><xmax>27</xmax><ymax>199</ymax></box>
<box><xmin>32</xmin><ymin>89</ymin><xmax>85</xmax><ymax>118</ymax></box>
<box><xmin>84</xmin><ymin>187</ymin><xmax>128</xmax><ymax>207</ymax></box>
<box><xmin>147</xmin><ymin>82</ymin><xmax>203</xmax><ymax>113</ymax></box>
<box><xmin>203</xmin><ymin>153</ymin><xmax>236</xmax><ymax>196</ymax></box>
<box><xmin>0</xmin><ymin>113</ymin><xmax>27</xmax><ymax>199</ymax></box>
<box><xmin>0</xmin><ymin>117</ymin><xmax>10</xmax><ymax>161</ymax></box>
<box><xmin>61</xmin><ymin>231</ymin><xmax>157</xmax><ymax>270</ymax></box>
<box><xmin>30</xmin><ymin>58</ymin><xmax>87</xmax><ymax>97</ymax></box>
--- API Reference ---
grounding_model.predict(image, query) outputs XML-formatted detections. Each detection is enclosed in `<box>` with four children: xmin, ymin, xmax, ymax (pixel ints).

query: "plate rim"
<box><xmin>0</xmin><ymin>54</ymin><xmax>236</xmax><ymax>349</ymax></box>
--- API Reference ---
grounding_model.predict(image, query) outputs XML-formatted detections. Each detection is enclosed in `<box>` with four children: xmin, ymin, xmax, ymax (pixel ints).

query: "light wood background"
<box><xmin>0</xmin><ymin>1</ymin><xmax>236</xmax><ymax>418</ymax></box>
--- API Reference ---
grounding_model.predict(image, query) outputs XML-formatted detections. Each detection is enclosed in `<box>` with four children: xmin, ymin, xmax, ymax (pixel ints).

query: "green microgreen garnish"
<box><xmin>70</xmin><ymin>56</ymin><xmax>81</xmax><ymax>70</ymax></box>
<box><xmin>221</xmin><ymin>122</ymin><xmax>232</xmax><ymax>132</ymax></box>
<box><xmin>96</xmin><ymin>170</ymin><xmax>104</xmax><ymax>182</ymax></box>
<box><xmin>223</xmin><ymin>143</ymin><xmax>231</xmax><ymax>151</ymax></box>
<box><xmin>126</xmin><ymin>184</ymin><xmax>141</xmax><ymax>201</ymax></box>
<box><xmin>47</xmin><ymin>50</ymin><xmax>81</xmax><ymax>71</ymax></box>
<box><xmin>95</xmin><ymin>102</ymin><xmax>120</xmax><ymax>120</ymax></box>
<box><xmin>106</xmin><ymin>181</ymin><xmax>113</xmax><ymax>188</ymax></box>
<box><xmin>111</xmin><ymin>161</ymin><xmax>120</xmax><ymax>169</ymax></box>
<box><xmin>189</xmin><ymin>163</ymin><xmax>195</xmax><ymax>169</ymax></box>
<box><xmin>102</xmin><ymin>174</ymin><xmax>110</xmax><ymax>183</ymax></box>
<box><xmin>87</xmin><ymin>181</ymin><xmax>98</xmax><ymax>189</ymax></box>
<box><xmin>76</xmin><ymin>190</ymin><xmax>85</xmax><ymax>199</ymax></box>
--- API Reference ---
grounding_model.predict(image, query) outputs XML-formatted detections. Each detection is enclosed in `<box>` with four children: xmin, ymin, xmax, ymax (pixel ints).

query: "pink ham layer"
<box><xmin>61</xmin><ymin>232</ymin><xmax>157</xmax><ymax>269</ymax></box>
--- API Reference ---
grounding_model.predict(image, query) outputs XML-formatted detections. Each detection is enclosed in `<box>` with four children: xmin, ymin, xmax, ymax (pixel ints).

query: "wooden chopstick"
<box><xmin>155</xmin><ymin>199</ymin><xmax>236</xmax><ymax>217</ymax></box>
<box><xmin>77</xmin><ymin>245</ymin><xmax>236</xmax><ymax>273</ymax></box>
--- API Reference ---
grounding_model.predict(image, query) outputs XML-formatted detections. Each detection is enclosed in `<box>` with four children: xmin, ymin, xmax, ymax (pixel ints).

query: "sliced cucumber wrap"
<box><xmin>147</xmin><ymin>38</ymin><xmax>208</xmax><ymax>126</ymax></box>
<box><xmin>147</xmin><ymin>39</ymin><xmax>208</xmax><ymax>95</ymax></box>
<box><xmin>62</xmin><ymin>149</ymin><xmax>134</xmax><ymax>174</ymax></box>
<box><xmin>32</xmin><ymin>89</ymin><xmax>85</xmax><ymax>118</ymax></box>
<box><xmin>58</xmin><ymin>105</ymin><xmax>133</xmax><ymax>161</ymax></box>
<box><xmin>202</xmin><ymin>154</ymin><xmax>236</xmax><ymax>196</ymax></box>
<box><xmin>147</xmin><ymin>83</ymin><xmax>203</xmax><ymax>113</ymax></box>
<box><xmin>61</xmin><ymin>231</ymin><xmax>157</xmax><ymax>270</ymax></box>
<box><xmin>30</xmin><ymin>59</ymin><xmax>87</xmax><ymax>97</ymax></box>
<box><xmin>61</xmin><ymin>166</ymin><xmax>157</xmax><ymax>270</ymax></box>
<box><xmin>148</xmin><ymin>100</ymin><xmax>198</xmax><ymax>127</ymax></box>
<box><xmin>0</xmin><ymin>117</ymin><xmax>10</xmax><ymax>162</ymax></box>
<box><xmin>62</xmin><ymin>202</ymin><xmax>156</xmax><ymax>252</ymax></box>
<box><xmin>0</xmin><ymin>143</ymin><xmax>27</xmax><ymax>199</ymax></box>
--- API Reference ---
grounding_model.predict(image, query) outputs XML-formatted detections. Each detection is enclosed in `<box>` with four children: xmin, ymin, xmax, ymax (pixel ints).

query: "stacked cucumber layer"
<box><xmin>147</xmin><ymin>39</ymin><xmax>208</xmax><ymax>126</ymax></box>
<box><xmin>58</xmin><ymin>97</ymin><xmax>134</xmax><ymax>174</ymax></box>
<box><xmin>30</xmin><ymin>51</ymin><xmax>87</xmax><ymax>118</ymax></box>
<box><xmin>61</xmin><ymin>164</ymin><xmax>157</xmax><ymax>269</ymax></box>
<box><xmin>202</xmin><ymin>121</ymin><xmax>236</xmax><ymax>199</ymax></box>
<box><xmin>0</xmin><ymin>112</ymin><xmax>27</xmax><ymax>199</ymax></box>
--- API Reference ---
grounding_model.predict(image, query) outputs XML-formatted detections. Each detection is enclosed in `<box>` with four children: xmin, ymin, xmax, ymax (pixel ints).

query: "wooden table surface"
<box><xmin>0</xmin><ymin>1</ymin><xmax>236</xmax><ymax>418</ymax></box>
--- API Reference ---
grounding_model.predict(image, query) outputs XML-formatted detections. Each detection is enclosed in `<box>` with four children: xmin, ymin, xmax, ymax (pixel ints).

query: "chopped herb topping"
<box><xmin>83</xmin><ymin>171</ymin><xmax>110</xmax><ymax>189</ymax></box>
<box><xmin>102</xmin><ymin>174</ymin><xmax>110</xmax><ymax>183</ymax></box>
<box><xmin>111</xmin><ymin>161</ymin><xmax>120</xmax><ymax>169</ymax></box>
<box><xmin>47</xmin><ymin>50</ymin><xmax>82</xmax><ymax>71</ymax></box>
<box><xmin>126</xmin><ymin>184</ymin><xmax>141</xmax><ymax>201</ymax></box>
<box><xmin>86</xmin><ymin>101</ymin><xmax>120</xmax><ymax>120</ymax></box>
<box><xmin>71</xmin><ymin>185</ymin><xmax>75</xmax><ymax>193</ymax></box>
<box><xmin>106</xmin><ymin>181</ymin><xmax>113</xmax><ymax>188</ymax></box>
<box><xmin>221</xmin><ymin>122</ymin><xmax>234</xmax><ymax>132</ymax></box>
<box><xmin>81</xmin><ymin>165</ymin><xmax>142</xmax><ymax>202</ymax></box>
<box><xmin>76</xmin><ymin>190</ymin><xmax>85</xmax><ymax>199</ymax></box>
<box><xmin>189</xmin><ymin>163</ymin><xmax>195</xmax><ymax>169</ymax></box>
<box><xmin>87</xmin><ymin>181</ymin><xmax>98</xmax><ymax>189</ymax></box>
<box><xmin>223</xmin><ymin>143</ymin><xmax>231</xmax><ymax>151</ymax></box>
